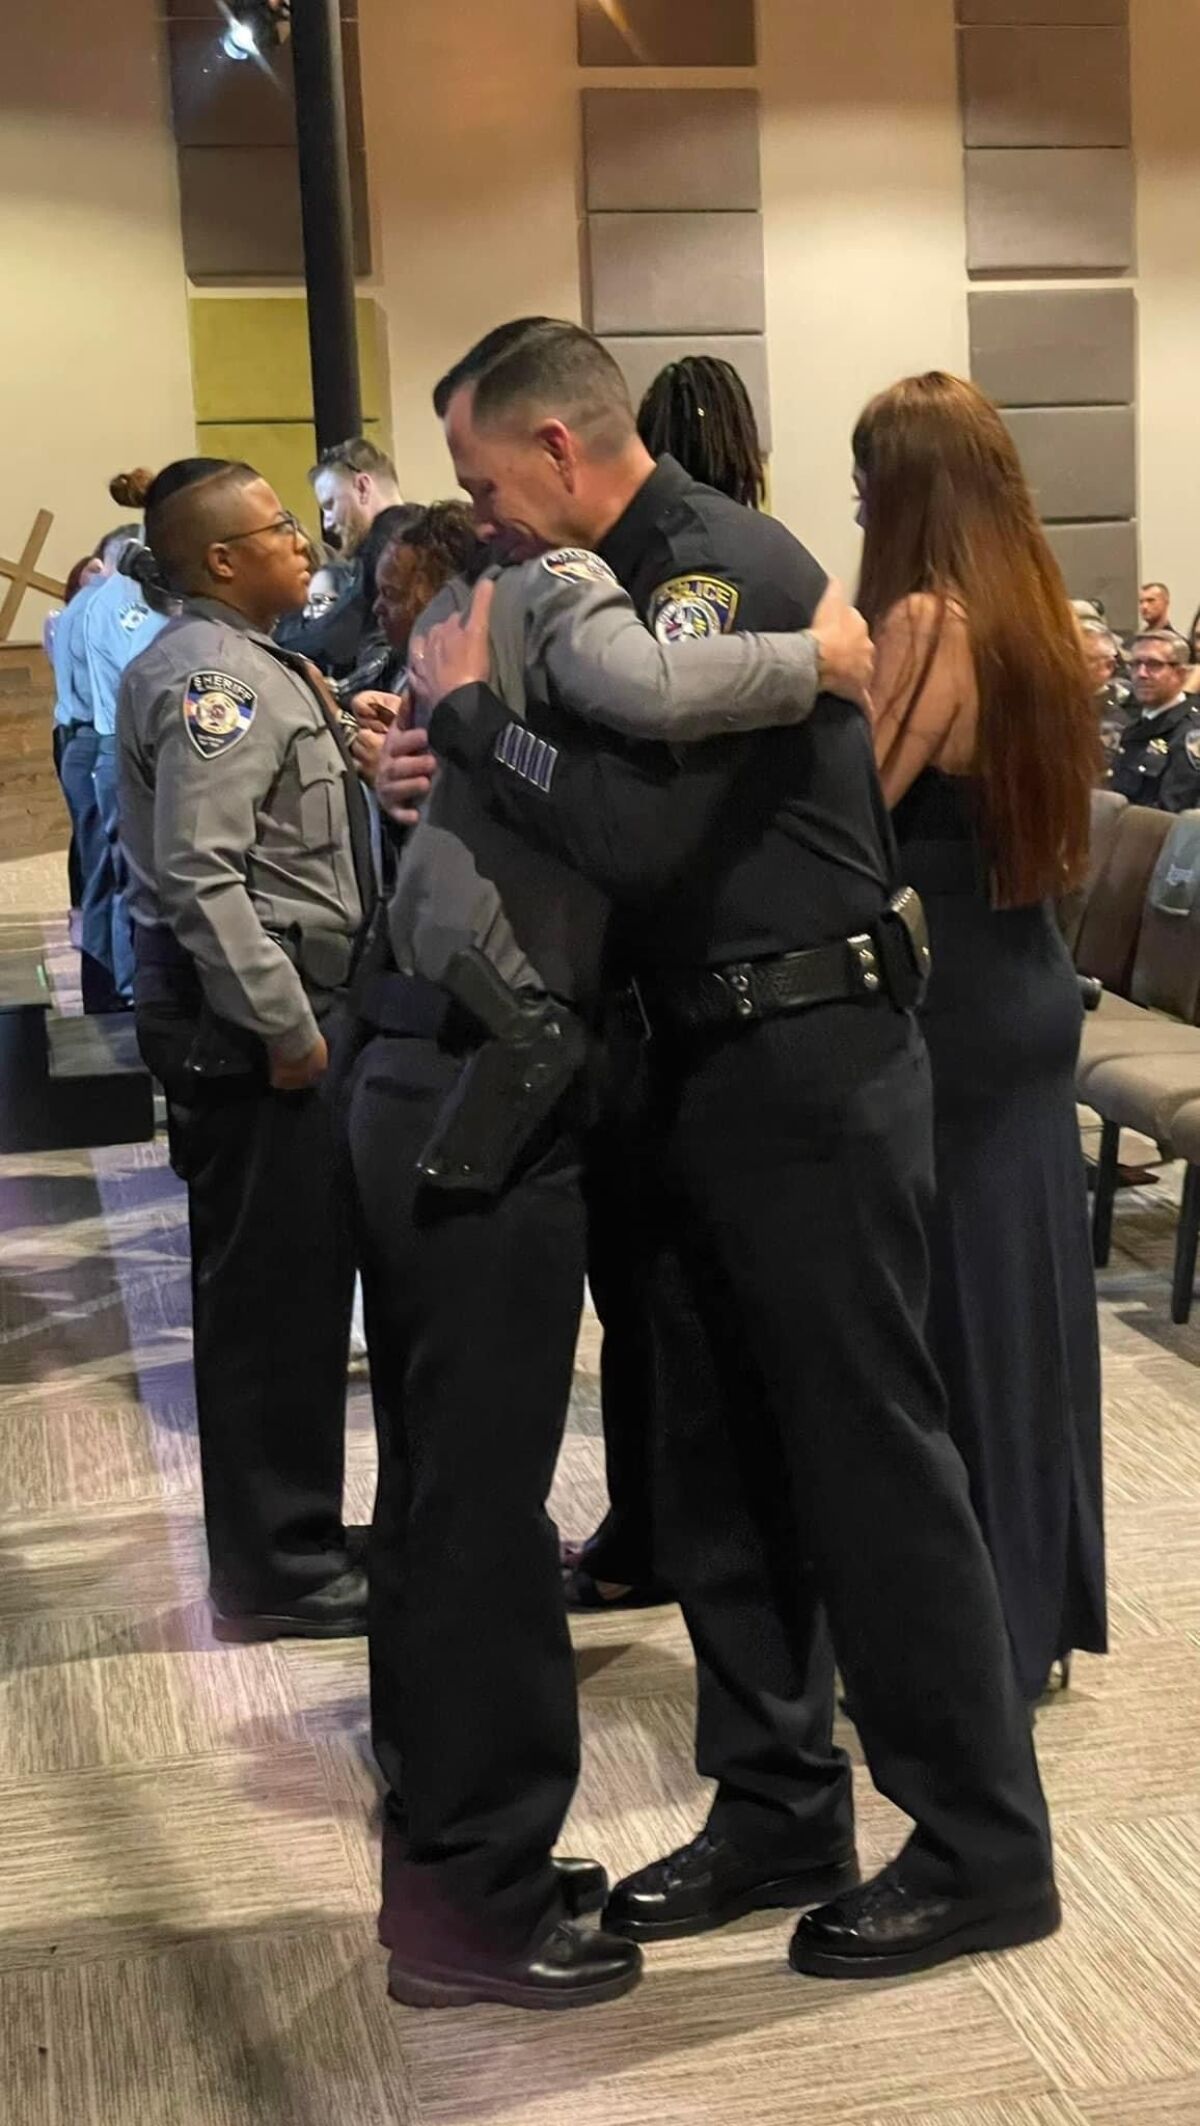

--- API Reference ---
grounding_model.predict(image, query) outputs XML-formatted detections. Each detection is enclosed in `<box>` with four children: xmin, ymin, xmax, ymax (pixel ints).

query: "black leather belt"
<box><xmin>631</xmin><ymin>888</ymin><xmax>931</xmax><ymax>1036</ymax></box>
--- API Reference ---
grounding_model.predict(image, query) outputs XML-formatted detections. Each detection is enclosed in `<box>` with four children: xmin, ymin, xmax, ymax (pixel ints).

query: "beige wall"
<box><xmin>358</xmin><ymin>0</ymin><xmax>968</xmax><ymax>579</ymax></box>
<box><xmin>0</xmin><ymin>0</ymin><xmax>194</xmax><ymax>643</ymax></box>
<box><xmin>1132</xmin><ymin>0</ymin><xmax>1200</xmax><ymax>635</ymax></box>
<box><xmin>760</xmin><ymin>0</ymin><xmax>967</xmax><ymax>584</ymax></box>
<box><xmin>358</xmin><ymin>0</ymin><xmax>584</xmax><ymax>503</ymax></box>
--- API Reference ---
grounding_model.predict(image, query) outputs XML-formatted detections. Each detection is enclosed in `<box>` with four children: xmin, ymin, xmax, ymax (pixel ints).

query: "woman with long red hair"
<box><xmin>853</xmin><ymin>371</ymin><xmax>1106</xmax><ymax>1704</ymax></box>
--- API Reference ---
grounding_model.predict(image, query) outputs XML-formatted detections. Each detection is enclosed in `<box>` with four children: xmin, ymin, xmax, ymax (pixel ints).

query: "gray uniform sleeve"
<box><xmin>519</xmin><ymin>557</ymin><xmax>821</xmax><ymax>741</ymax></box>
<box><xmin>151</xmin><ymin>679</ymin><xmax>319</xmax><ymax>1061</ymax></box>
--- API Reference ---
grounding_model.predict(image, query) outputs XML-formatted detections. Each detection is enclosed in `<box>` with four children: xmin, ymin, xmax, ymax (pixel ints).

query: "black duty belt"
<box><xmin>631</xmin><ymin>888</ymin><xmax>931</xmax><ymax>1036</ymax></box>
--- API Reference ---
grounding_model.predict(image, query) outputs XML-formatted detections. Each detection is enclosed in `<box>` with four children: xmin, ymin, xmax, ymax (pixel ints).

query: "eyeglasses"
<box><xmin>215</xmin><ymin>511</ymin><xmax>304</xmax><ymax>547</ymax></box>
<box><xmin>1130</xmin><ymin>657</ymin><xmax>1175</xmax><ymax>674</ymax></box>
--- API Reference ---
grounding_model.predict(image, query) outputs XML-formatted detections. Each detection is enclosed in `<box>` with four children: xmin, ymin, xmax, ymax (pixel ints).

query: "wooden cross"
<box><xmin>0</xmin><ymin>511</ymin><xmax>66</xmax><ymax>644</ymax></box>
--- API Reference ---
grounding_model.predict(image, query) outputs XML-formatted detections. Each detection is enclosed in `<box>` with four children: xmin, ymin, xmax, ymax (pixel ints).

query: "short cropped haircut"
<box><xmin>1134</xmin><ymin>630</ymin><xmax>1189</xmax><ymax>667</ymax></box>
<box><xmin>1141</xmin><ymin>581</ymin><xmax>1170</xmax><ymax>598</ymax></box>
<box><xmin>310</xmin><ymin>437</ymin><xmax>398</xmax><ymax>485</ymax></box>
<box><xmin>433</xmin><ymin>318</ymin><xmax>636</xmax><ymax>457</ymax></box>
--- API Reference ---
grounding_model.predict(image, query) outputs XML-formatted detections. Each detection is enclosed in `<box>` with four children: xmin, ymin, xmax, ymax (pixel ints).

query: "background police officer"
<box><xmin>417</xmin><ymin>317</ymin><xmax>1056</xmax><ymax>1984</ymax></box>
<box><xmin>1109</xmin><ymin>631</ymin><xmax>1200</xmax><ymax>810</ymax></box>
<box><xmin>118</xmin><ymin>458</ymin><xmax>374</xmax><ymax>1638</ymax></box>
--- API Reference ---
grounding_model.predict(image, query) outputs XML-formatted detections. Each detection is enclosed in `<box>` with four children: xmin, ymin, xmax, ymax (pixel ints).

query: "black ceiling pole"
<box><xmin>290</xmin><ymin>0</ymin><xmax>361</xmax><ymax>450</ymax></box>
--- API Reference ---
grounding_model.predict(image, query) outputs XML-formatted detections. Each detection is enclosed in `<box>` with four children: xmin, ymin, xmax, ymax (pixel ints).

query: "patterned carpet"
<box><xmin>2</xmin><ymin>852</ymin><xmax>1199</xmax><ymax>2125</ymax></box>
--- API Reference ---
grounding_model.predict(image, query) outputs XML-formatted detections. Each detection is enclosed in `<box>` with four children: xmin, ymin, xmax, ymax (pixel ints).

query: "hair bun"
<box><xmin>109</xmin><ymin>468</ymin><xmax>156</xmax><ymax>511</ymax></box>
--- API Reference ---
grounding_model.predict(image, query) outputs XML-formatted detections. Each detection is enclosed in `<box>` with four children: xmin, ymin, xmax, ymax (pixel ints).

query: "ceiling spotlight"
<box><xmin>218</xmin><ymin>2</ymin><xmax>291</xmax><ymax>64</ymax></box>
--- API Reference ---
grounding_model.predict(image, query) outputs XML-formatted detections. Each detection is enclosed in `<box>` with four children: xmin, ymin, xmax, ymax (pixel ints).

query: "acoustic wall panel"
<box><xmin>190</xmin><ymin>298</ymin><xmax>387</xmax><ymax>424</ymax></box>
<box><xmin>588</xmin><ymin>213</ymin><xmax>766</xmax><ymax>336</ymax></box>
<box><xmin>965</xmin><ymin>149</ymin><xmax>1134</xmax><ymax>273</ymax></box>
<box><xmin>577</xmin><ymin>0</ymin><xmax>755</xmax><ymax>68</ymax></box>
<box><xmin>601</xmin><ymin>336</ymin><xmax>771</xmax><ymax>450</ymax></box>
<box><xmin>1045</xmin><ymin>522</ymin><xmax>1139</xmax><ymax>634</ymax></box>
<box><xmin>969</xmin><ymin>288</ymin><xmax>1136</xmax><ymax>406</ymax></box>
<box><xmin>1004</xmin><ymin>406</ymin><xmax>1136</xmax><ymax>522</ymax></box>
<box><xmin>957</xmin><ymin>0</ymin><xmax>1125</xmax><ymax>20</ymax></box>
<box><xmin>960</xmin><ymin>27</ymin><xmax>1130</xmax><ymax>148</ymax></box>
<box><xmin>178</xmin><ymin>147</ymin><xmax>371</xmax><ymax>281</ymax></box>
<box><xmin>582</xmin><ymin>90</ymin><xmax>761</xmax><ymax>212</ymax></box>
<box><xmin>165</xmin><ymin>2</ymin><xmax>369</xmax><ymax>279</ymax></box>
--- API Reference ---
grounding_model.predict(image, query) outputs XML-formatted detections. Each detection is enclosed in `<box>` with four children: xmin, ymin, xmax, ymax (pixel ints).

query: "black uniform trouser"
<box><xmin>649</xmin><ymin>1001</ymin><xmax>1053</xmax><ymax>1896</ymax></box>
<box><xmin>136</xmin><ymin>1004</ymin><xmax>355</xmax><ymax>1610</ymax></box>
<box><xmin>346</xmin><ymin>1031</ymin><xmax>587</xmax><ymax>1952</ymax></box>
<box><xmin>581</xmin><ymin>1041</ymin><xmax>659</xmax><ymax>1585</ymax></box>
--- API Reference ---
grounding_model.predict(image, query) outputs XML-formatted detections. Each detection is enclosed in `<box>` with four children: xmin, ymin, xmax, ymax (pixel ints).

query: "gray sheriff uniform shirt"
<box><xmin>119</xmin><ymin>597</ymin><xmax>366</xmax><ymax>1062</ymax></box>
<box><xmin>388</xmin><ymin>547</ymin><xmax>824</xmax><ymax>1006</ymax></box>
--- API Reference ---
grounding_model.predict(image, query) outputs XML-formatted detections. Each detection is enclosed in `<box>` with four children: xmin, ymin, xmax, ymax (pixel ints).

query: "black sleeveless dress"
<box><xmin>893</xmin><ymin>768</ymin><xmax>1107</xmax><ymax>1699</ymax></box>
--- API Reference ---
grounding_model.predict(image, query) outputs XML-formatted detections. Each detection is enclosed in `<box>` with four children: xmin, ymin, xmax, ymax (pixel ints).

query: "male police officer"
<box><xmin>118</xmin><ymin>458</ymin><xmax>374</xmax><ymax>1638</ymax></box>
<box><xmin>1109</xmin><ymin>631</ymin><xmax>1200</xmax><ymax>811</ymax></box>
<box><xmin>404</xmin><ymin>317</ymin><xmax>1057</xmax><ymax>1984</ymax></box>
<box><xmin>353</xmin><ymin>522</ymin><xmax>870</xmax><ymax>2011</ymax></box>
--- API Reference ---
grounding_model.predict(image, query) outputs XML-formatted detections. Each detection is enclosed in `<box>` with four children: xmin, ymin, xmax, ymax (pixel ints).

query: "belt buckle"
<box><xmin>847</xmin><ymin>932</ymin><xmax>882</xmax><ymax>996</ymax></box>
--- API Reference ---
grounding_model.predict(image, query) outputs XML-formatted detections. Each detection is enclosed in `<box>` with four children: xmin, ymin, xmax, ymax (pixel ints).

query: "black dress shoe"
<box><xmin>604</xmin><ymin>1829</ymin><xmax>860</xmax><ymax>1944</ymax></box>
<box><xmin>212</xmin><ymin>1565</ymin><xmax>368</xmax><ymax>1642</ymax></box>
<box><xmin>378</xmin><ymin>1858</ymin><xmax>608</xmax><ymax>1948</ymax></box>
<box><xmin>788</xmin><ymin>1869</ymin><xmax>1062</xmax><ymax>1980</ymax></box>
<box><xmin>387</xmin><ymin>1919</ymin><xmax>642</xmax><ymax>2012</ymax></box>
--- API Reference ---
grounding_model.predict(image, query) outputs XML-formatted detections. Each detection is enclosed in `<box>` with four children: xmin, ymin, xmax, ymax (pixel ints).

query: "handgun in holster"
<box><xmin>182</xmin><ymin>924</ymin><xmax>302</xmax><ymax>1082</ymax></box>
<box><xmin>416</xmin><ymin>948</ymin><xmax>588</xmax><ymax>1196</ymax></box>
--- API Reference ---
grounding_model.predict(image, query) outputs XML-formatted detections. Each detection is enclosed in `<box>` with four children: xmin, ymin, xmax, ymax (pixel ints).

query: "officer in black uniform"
<box><xmin>118</xmin><ymin>458</ymin><xmax>375</xmax><ymax>1639</ymax></box>
<box><xmin>353</xmin><ymin>515</ymin><xmax>858</xmax><ymax>2012</ymax></box>
<box><xmin>1109</xmin><ymin>631</ymin><xmax>1200</xmax><ymax>810</ymax></box>
<box><xmin>418</xmin><ymin>317</ymin><xmax>1057</xmax><ymax>1983</ymax></box>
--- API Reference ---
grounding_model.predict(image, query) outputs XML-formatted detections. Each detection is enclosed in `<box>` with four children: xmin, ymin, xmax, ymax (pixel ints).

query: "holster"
<box><xmin>416</xmin><ymin>949</ymin><xmax>587</xmax><ymax>1196</ymax></box>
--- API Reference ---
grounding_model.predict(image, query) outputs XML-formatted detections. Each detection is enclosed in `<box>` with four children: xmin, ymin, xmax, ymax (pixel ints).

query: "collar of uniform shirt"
<box><xmin>597</xmin><ymin>453</ymin><xmax>692</xmax><ymax>585</ymax></box>
<box><xmin>186</xmin><ymin>595</ymin><xmax>263</xmax><ymax>636</ymax></box>
<box><xmin>1138</xmin><ymin>694</ymin><xmax>1189</xmax><ymax>724</ymax></box>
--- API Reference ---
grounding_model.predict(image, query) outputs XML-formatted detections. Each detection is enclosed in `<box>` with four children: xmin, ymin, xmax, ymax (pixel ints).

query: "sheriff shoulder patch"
<box><xmin>182</xmin><ymin>671</ymin><xmax>257</xmax><ymax>760</ymax></box>
<box><xmin>650</xmin><ymin>574</ymin><xmax>740</xmax><ymax>645</ymax></box>
<box><xmin>1186</xmin><ymin>726</ymin><xmax>1200</xmax><ymax>770</ymax></box>
<box><xmin>541</xmin><ymin>547</ymin><xmax>617</xmax><ymax>586</ymax></box>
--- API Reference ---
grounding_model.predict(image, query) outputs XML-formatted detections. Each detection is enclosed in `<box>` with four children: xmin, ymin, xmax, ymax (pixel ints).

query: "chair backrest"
<box><xmin>1059</xmin><ymin>788</ymin><xmax>1128</xmax><ymax>951</ymax></box>
<box><xmin>1130</xmin><ymin>810</ymin><xmax>1200</xmax><ymax>1023</ymax></box>
<box><xmin>1073</xmin><ymin>801</ymin><xmax>1175</xmax><ymax>993</ymax></box>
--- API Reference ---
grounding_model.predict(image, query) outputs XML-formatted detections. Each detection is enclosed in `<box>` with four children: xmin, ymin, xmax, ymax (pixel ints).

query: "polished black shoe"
<box><xmin>387</xmin><ymin>1919</ymin><xmax>642</xmax><ymax>2012</ymax></box>
<box><xmin>788</xmin><ymin>1869</ymin><xmax>1062</xmax><ymax>1980</ymax></box>
<box><xmin>212</xmin><ymin>1565</ymin><xmax>368</xmax><ymax>1642</ymax></box>
<box><xmin>604</xmin><ymin>1829</ymin><xmax>860</xmax><ymax>1944</ymax></box>
<box><xmin>378</xmin><ymin>1857</ymin><xmax>608</xmax><ymax>1948</ymax></box>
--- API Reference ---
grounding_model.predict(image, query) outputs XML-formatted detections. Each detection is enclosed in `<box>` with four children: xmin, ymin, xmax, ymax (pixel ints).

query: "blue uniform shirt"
<box><xmin>79</xmin><ymin>570</ymin><xmax>167</xmax><ymax>736</ymax></box>
<box><xmin>50</xmin><ymin>582</ymin><xmax>102</xmax><ymax>729</ymax></box>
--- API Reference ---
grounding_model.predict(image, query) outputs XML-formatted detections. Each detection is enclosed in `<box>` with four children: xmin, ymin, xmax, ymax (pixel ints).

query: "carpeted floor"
<box><xmin>2</xmin><ymin>851</ymin><xmax>1199</xmax><ymax>2125</ymax></box>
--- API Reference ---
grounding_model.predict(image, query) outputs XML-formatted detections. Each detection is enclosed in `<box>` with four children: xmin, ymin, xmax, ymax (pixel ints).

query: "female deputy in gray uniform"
<box><xmin>118</xmin><ymin>458</ymin><xmax>375</xmax><ymax>1641</ymax></box>
<box><xmin>352</xmin><ymin>544</ymin><xmax>872</xmax><ymax>2014</ymax></box>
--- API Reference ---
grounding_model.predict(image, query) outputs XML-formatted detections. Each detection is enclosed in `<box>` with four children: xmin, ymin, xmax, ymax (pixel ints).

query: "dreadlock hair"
<box><xmin>637</xmin><ymin>357</ymin><xmax>765</xmax><ymax>509</ymax></box>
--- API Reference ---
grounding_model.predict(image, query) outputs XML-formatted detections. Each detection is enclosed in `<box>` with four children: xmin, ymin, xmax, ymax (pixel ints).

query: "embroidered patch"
<box><xmin>494</xmin><ymin>721</ymin><xmax>557</xmax><ymax>794</ymax></box>
<box><xmin>541</xmin><ymin>548</ymin><xmax>617</xmax><ymax>586</ymax></box>
<box><xmin>119</xmin><ymin>604</ymin><xmax>150</xmax><ymax>634</ymax></box>
<box><xmin>650</xmin><ymin>574</ymin><xmax>740</xmax><ymax>645</ymax></box>
<box><xmin>1186</xmin><ymin>726</ymin><xmax>1200</xmax><ymax>770</ymax></box>
<box><xmin>182</xmin><ymin>671</ymin><xmax>257</xmax><ymax>760</ymax></box>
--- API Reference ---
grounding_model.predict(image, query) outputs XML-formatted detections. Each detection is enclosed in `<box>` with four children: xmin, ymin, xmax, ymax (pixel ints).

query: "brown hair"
<box><xmin>309</xmin><ymin>437</ymin><xmax>398</xmax><ymax>485</ymax></box>
<box><xmin>433</xmin><ymin>318</ymin><xmax>636</xmax><ymax>457</ymax></box>
<box><xmin>109</xmin><ymin>468</ymin><xmax>156</xmax><ymax>511</ymax></box>
<box><xmin>854</xmin><ymin>372</ymin><xmax>1098</xmax><ymax>907</ymax></box>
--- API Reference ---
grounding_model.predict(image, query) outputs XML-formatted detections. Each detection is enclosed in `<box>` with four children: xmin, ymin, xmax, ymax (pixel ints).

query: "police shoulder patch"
<box><xmin>650</xmin><ymin>573</ymin><xmax>740</xmax><ymax>645</ymax></box>
<box><xmin>541</xmin><ymin>547</ymin><xmax>617</xmax><ymax>586</ymax></box>
<box><xmin>1186</xmin><ymin>725</ymin><xmax>1200</xmax><ymax>770</ymax></box>
<box><xmin>182</xmin><ymin>671</ymin><xmax>257</xmax><ymax>760</ymax></box>
<box><xmin>119</xmin><ymin>604</ymin><xmax>150</xmax><ymax>634</ymax></box>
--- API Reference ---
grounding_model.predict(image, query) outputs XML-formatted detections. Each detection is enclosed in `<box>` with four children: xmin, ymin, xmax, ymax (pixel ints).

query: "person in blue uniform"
<box><xmin>400</xmin><ymin>317</ymin><xmax>1058</xmax><ymax>1984</ymax></box>
<box><xmin>76</xmin><ymin>475</ymin><xmax>172</xmax><ymax>1003</ymax></box>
